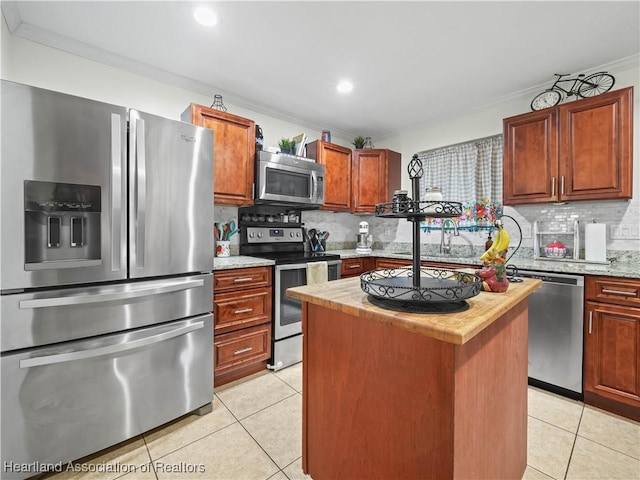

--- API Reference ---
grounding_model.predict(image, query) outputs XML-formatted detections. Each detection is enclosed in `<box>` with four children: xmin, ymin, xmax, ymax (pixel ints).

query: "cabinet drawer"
<box><xmin>214</xmin><ymin>324</ymin><xmax>271</xmax><ymax>375</ymax></box>
<box><xmin>586</xmin><ymin>276</ymin><xmax>640</xmax><ymax>307</ymax></box>
<box><xmin>214</xmin><ymin>266</ymin><xmax>272</xmax><ymax>292</ymax></box>
<box><xmin>375</xmin><ymin>258</ymin><xmax>411</xmax><ymax>269</ymax></box>
<box><xmin>341</xmin><ymin>258</ymin><xmax>365</xmax><ymax>277</ymax></box>
<box><xmin>214</xmin><ymin>287</ymin><xmax>272</xmax><ymax>333</ymax></box>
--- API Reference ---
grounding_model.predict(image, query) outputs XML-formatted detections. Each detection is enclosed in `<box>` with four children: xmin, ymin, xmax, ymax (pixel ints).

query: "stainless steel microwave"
<box><xmin>255</xmin><ymin>150</ymin><xmax>325</xmax><ymax>208</ymax></box>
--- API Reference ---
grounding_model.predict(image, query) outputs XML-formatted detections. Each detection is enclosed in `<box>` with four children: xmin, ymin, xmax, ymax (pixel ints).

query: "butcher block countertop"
<box><xmin>287</xmin><ymin>275</ymin><xmax>541</xmax><ymax>345</ymax></box>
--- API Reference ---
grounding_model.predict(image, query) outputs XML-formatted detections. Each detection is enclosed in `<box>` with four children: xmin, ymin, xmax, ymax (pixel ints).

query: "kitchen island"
<box><xmin>287</xmin><ymin>275</ymin><xmax>542</xmax><ymax>480</ymax></box>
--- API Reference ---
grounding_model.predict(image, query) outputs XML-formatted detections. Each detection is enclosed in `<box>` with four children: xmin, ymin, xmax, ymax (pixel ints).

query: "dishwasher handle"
<box><xmin>517</xmin><ymin>270</ymin><xmax>584</xmax><ymax>286</ymax></box>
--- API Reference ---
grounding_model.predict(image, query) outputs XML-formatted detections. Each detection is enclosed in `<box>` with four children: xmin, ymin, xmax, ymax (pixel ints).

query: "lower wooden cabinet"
<box><xmin>375</xmin><ymin>258</ymin><xmax>411</xmax><ymax>269</ymax></box>
<box><xmin>213</xmin><ymin>287</ymin><xmax>271</xmax><ymax>334</ymax></box>
<box><xmin>584</xmin><ymin>276</ymin><xmax>640</xmax><ymax>421</ymax></box>
<box><xmin>213</xmin><ymin>266</ymin><xmax>273</xmax><ymax>386</ymax></box>
<box><xmin>341</xmin><ymin>257</ymin><xmax>374</xmax><ymax>278</ymax></box>
<box><xmin>214</xmin><ymin>324</ymin><xmax>271</xmax><ymax>380</ymax></box>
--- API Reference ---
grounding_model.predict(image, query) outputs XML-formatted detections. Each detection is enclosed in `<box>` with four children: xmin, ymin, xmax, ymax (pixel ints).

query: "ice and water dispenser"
<box><xmin>24</xmin><ymin>181</ymin><xmax>101</xmax><ymax>268</ymax></box>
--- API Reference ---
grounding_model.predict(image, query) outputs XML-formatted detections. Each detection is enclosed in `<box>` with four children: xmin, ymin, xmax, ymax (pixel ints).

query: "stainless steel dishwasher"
<box><xmin>518</xmin><ymin>270</ymin><xmax>584</xmax><ymax>398</ymax></box>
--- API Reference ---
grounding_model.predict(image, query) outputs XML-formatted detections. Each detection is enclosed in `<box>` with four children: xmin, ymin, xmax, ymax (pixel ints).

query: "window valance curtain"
<box><xmin>418</xmin><ymin>134</ymin><xmax>503</xmax><ymax>203</ymax></box>
<box><xmin>417</xmin><ymin>134</ymin><xmax>503</xmax><ymax>228</ymax></box>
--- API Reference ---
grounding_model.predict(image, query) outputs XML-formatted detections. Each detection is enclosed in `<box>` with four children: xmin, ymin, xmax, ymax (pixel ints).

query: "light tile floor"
<box><xmin>41</xmin><ymin>363</ymin><xmax>639</xmax><ymax>480</ymax></box>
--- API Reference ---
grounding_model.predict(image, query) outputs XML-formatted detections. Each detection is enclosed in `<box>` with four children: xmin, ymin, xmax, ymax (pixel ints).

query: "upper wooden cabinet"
<box><xmin>182</xmin><ymin>104</ymin><xmax>255</xmax><ymax>206</ymax></box>
<box><xmin>352</xmin><ymin>149</ymin><xmax>402</xmax><ymax>213</ymax></box>
<box><xmin>503</xmin><ymin>87</ymin><xmax>633</xmax><ymax>205</ymax></box>
<box><xmin>307</xmin><ymin>141</ymin><xmax>401</xmax><ymax>213</ymax></box>
<box><xmin>307</xmin><ymin>140</ymin><xmax>353</xmax><ymax>211</ymax></box>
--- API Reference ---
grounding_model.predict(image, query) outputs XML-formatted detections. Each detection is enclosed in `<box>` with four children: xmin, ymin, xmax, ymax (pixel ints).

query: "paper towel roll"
<box><xmin>585</xmin><ymin>223</ymin><xmax>607</xmax><ymax>262</ymax></box>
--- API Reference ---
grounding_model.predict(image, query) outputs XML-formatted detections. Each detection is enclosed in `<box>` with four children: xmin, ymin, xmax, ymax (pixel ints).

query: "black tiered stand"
<box><xmin>361</xmin><ymin>155</ymin><xmax>482</xmax><ymax>313</ymax></box>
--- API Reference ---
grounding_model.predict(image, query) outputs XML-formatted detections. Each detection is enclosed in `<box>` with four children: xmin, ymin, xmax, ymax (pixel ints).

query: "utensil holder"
<box><xmin>216</xmin><ymin>241</ymin><xmax>230</xmax><ymax>257</ymax></box>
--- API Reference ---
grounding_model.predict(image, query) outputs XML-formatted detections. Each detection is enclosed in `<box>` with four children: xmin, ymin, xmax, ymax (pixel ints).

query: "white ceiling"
<box><xmin>3</xmin><ymin>1</ymin><xmax>639</xmax><ymax>141</ymax></box>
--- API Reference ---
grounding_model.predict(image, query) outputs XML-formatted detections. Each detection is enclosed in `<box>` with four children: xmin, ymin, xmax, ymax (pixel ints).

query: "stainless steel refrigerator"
<box><xmin>0</xmin><ymin>80</ymin><xmax>214</xmax><ymax>478</ymax></box>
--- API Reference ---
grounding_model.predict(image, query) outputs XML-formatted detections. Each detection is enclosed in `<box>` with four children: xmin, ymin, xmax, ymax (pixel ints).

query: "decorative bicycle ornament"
<box><xmin>530</xmin><ymin>72</ymin><xmax>615</xmax><ymax>111</ymax></box>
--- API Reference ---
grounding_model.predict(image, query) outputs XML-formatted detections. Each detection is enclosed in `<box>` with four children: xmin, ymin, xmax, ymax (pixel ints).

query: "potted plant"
<box><xmin>279</xmin><ymin>138</ymin><xmax>293</xmax><ymax>154</ymax></box>
<box><xmin>352</xmin><ymin>136</ymin><xmax>366</xmax><ymax>149</ymax></box>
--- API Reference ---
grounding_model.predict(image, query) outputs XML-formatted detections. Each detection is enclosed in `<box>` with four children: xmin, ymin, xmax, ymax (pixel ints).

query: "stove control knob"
<box><xmin>257</xmin><ymin>232</ymin><xmax>263</xmax><ymax>238</ymax></box>
<box><xmin>290</xmin><ymin>232</ymin><xmax>295</xmax><ymax>238</ymax></box>
<box><xmin>249</xmin><ymin>232</ymin><xmax>255</xmax><ymax>238</ymax></box>
<box><xmin>296</xmin><ymin>232</ymin><xmax>301</xmax><ymax>238</ymax></box>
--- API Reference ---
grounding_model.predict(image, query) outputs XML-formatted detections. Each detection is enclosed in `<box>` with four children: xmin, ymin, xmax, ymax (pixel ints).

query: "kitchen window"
<box><xmin>418</xmin><ymin>134</ymin><xmax>503</xmax><ymax>228</ymax></box>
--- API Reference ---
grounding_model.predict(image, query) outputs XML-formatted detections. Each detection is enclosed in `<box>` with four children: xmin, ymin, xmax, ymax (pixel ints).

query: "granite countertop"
<box><xmin>287</xmin><ymin>276</ymin><xmax>542</xmax><ymax>345</ymax></box>
<box><xmin>212</xmin><ymin>249</ymin><xmax>638</xmax><ymax>278</ymax></box>
<box><xmin>330</xmin><ymin>249</ymin><xmax>639</xmax><ymax>279</ymax></box>
<box><xmin>213</xmin><ymin>255</ymin><xmax>274</xmax><ymax>270</ymax></box>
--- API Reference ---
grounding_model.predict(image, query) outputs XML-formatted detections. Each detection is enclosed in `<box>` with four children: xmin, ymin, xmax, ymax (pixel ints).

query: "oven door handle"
<box><xmin>19</xmin><ymin>279</ymin><xmax>204</xmax><ymax>309</ymax></box>
<box><xmin>275</xmin><ymin>260</ymin><xmax>341</xmax><ymax>272</ymax></box>
<box><xmin>19</xmin><ymin>321</ymin><xmax>204</xmax><ymax>369</ymax></box>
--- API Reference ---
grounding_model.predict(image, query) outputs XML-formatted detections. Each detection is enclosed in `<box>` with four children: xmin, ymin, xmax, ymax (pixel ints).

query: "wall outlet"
<box><xmin>611</xmin><ymin>224</ymin><xmax>640</xmax><ymax>240</ymax></box>
<box><xmin>610</xmin><ymin>226</ymin><xmax>623</xmax><ymax>239</ymax></box>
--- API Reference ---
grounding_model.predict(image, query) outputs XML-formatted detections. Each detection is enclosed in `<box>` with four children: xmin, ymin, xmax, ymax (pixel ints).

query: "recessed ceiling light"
<box><xmin>194</xmin><ymin>6</ymin><xmax>218</xmax><ymax>27</ymax></box>
<box><xmin>336</xmin><ymin>81</ymin><xmax>353</xmax><ymax>94</ymax></box>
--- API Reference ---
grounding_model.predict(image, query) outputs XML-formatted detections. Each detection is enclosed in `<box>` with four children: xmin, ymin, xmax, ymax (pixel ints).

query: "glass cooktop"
<box><xmin>248</xmin><ymin>251</ymin><xmax>341</xmax><ymax>265</ymax></box>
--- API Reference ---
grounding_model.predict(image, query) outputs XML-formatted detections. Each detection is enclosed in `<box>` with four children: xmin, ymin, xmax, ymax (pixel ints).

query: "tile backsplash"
<box><xmin>215</xmin><ymin>198</ymin><xmax>639</xmax><ymax>257</ymax></box>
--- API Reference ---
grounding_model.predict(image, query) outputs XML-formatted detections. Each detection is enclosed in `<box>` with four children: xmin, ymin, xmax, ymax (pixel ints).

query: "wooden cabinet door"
<box><xmin>584</xmin><ymin>301</ymin><xmax>640</xmax><ymax>421</ymax></box>
<box><xmin>185</xmin><ymin>104</ymin><xmax>255</xmax><ymax>205</ymax></box>
<box><xmin>559</xmin><ymin>87</ymin><xmax>633</xmax><ymax>201</ymax></box>
<box><xmin>503</xmin><ymin>109</ymin><xmax>558</xmax><ymax>205</ymax></box>
<box><xmin>307</xmin><ymin>141</ymin><xmax>352</xmax><ymax>211</ymax></box>
<box><xmin>352</xmin><ymin>149</ymin><xmax>402</xmax><ymax>213</ymax></box>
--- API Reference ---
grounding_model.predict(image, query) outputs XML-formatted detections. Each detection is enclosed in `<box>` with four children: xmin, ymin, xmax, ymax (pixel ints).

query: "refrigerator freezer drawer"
<box><xmin>1</xmin><ymin>315</ymin><xmax>213</xmax><ymax>478</ymax></box>
<box><xmin>1</xmin><ymin>273</ymin><xmax>213</xmax><ymax>352</ymax></box>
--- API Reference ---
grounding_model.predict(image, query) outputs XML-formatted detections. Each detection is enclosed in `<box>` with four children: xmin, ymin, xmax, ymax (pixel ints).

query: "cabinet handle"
<box><xmin>601</xmin><ymin>288</ymin><xmax>636</xmax><ymax>297</ymax></box>
<box><xmin>234</xmin><ymin>347</ymin><xmax>253</xmax><ymax>355</ymax></box>
<box><xmin>551</xmin><ymin>177</ymin><xmax>556</xmax><ymax>197</ymax></box>
<box><xmin>588</xmin><ymin>311</ymin><xmax>593</xmax><ymax>334</ymax></box>
<box><xmin>234</xmin><ymin>308</ymin><xmax>253</xmax><ymax>315</ymax></box>
<box><xmin>348</xmin><ymin>264</ymin><xmax>361</xmax><ymax>269</ymax></box>
<box><xmin>560</xmin><ymin>176</ymin><xmax>565</xmax><ymax>195</ymax></box>
<box><xmin>233</xmin><ymin>277</ymin><xmax>254</xmax><ymax>283</ymax></box>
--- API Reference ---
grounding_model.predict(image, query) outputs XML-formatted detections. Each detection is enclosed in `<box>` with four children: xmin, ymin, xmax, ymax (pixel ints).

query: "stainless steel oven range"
<box><xmin>1</xmin><ymin>81</ymin><xmax>214</xmax><ymax>478</ymax></box>
<box><xmin>239</xmin><ymin>207</ymin><xmax>341</xmax><ymax>371</ymax></box>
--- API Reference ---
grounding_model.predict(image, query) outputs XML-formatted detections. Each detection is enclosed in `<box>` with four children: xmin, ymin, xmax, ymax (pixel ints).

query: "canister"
<box><xmin>392</xmin><ymin>190</ymin><xmax>410</xmax><ymax>213</ymax></box>
<box><xmin>425</xmin><ymin>187</ymin><xmax>443</xmax><ymax>201</ymax></box>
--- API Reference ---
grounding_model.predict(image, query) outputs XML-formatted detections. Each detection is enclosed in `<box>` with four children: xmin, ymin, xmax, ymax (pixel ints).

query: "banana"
<box><xmin>480</xmin><ymin>225</ymin><xmax>511</xmax><ymax>261</ymax></box>
<box><xmin>493</xmin><ymin>227</ymin><xmax>510</xmax><ymax>252</ymax></box>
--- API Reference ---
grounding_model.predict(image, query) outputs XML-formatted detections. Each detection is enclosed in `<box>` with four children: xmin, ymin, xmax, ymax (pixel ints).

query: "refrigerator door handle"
<box><xmin>19</xmin><ymin>320</ymin><xmax>205</xmax><ymax>368</ymax></box>
<box><xmin>111</xmin><ymin>113</ymin><xmax>123</xmax><ymax>271</ymax></box>
<box><xmin>19</xmin><ymin>278</ymin><xmax>205</xmax><ymax>309</ymax></box>
<box><xmin>135</xmin><ymin>116</ymin><xmax>147</xmax><ymax>269</ymax></box>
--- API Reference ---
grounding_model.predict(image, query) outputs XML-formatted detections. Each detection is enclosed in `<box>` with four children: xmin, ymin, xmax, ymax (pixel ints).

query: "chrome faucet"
<box><xmin>440</xmin><ymin>219</ymin><xmax>459</xmax><ymax>255</ymax></box>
